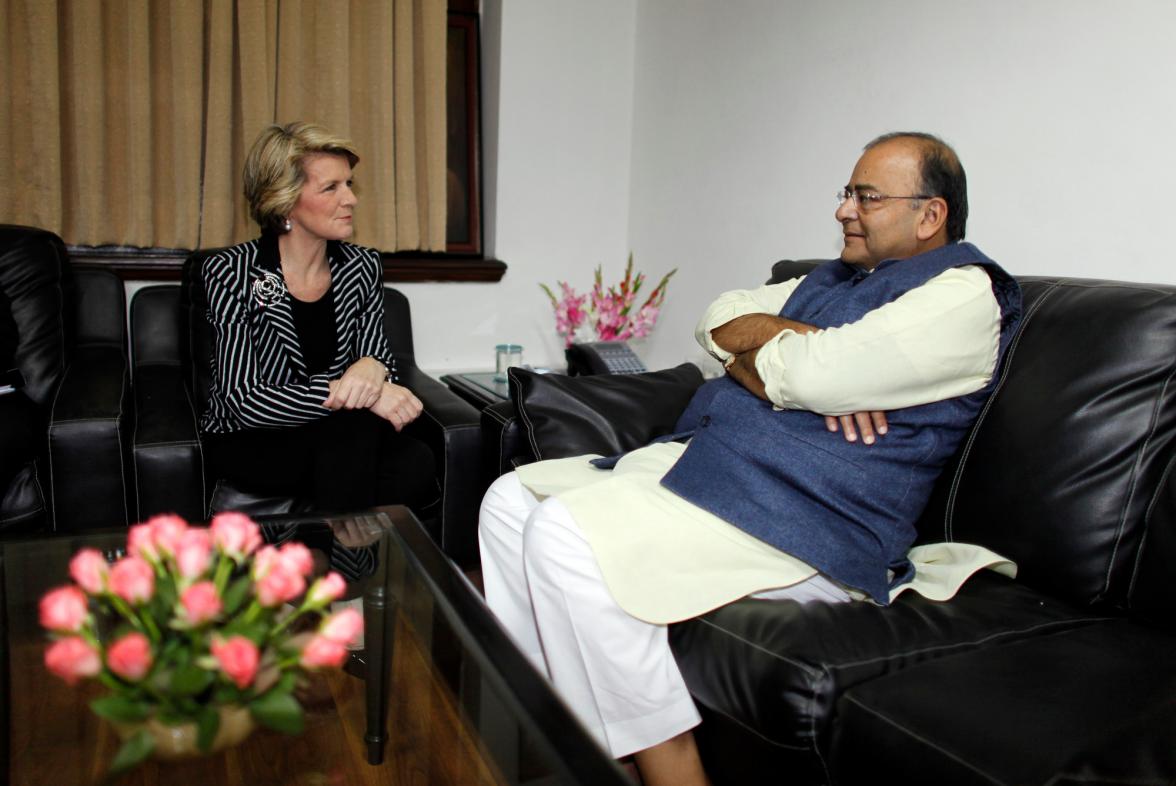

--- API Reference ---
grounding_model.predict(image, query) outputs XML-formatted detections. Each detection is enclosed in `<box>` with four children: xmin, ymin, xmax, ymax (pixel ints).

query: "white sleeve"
<box><xmin>755</xmin><ymin>265</ymin><xmax>1002</xmax><ymax>415</ymax></box>
<box><xmin>694</xmin><ymin>277</ymin><xmax>804</xmax><ymax>363</ymax></box>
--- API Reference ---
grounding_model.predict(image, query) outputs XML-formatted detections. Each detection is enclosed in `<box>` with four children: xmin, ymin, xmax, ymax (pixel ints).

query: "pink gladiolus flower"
<box><xmin>306</xmin><ymin>572</ymin><xmax>347</xmax><ymax>608</ymax></box>
<box><xmin>175</xmin><ymin>528</ymin><xmax>213</xmax><ymax>579</ymax></box>
<box><xmin>210</xmin><ymin>512</ymin><xmax>262</xmax><ymax>561</ymax></box>
<box><xmin>109</xmin><ymin>556</ymin><xmax>155</xmax><ymax>604</ymax></box>
<box><xmin>68</xmin><ymin>548</ymin><xmax>109</xmax><ymax>595</ymax></box>
<box><xmin>179</xmin><ymin>581</ymin><xmax>222</xmax><ymax>625</ymax></box>
<box><xmin>44</xmin><ymin>636</ymin><xmax>101</xmax><ymax>685</ymax></box>
<box><xmin>39</xmin><ymin>586</ymin><xmax>89</xmax><ymax>632</ymax></box>
<box><xmin>320</xmin><ymin>607</ymin><xmax>364</xmax><ymax>646</ymax></box>
<box><xmin>300</xmin><ymin>634</ymin><xmax>348</xmax><ymax>669</ymax></box>
<box><xmin>146</xmin><ymin>514</ymin><xmax>188</xmax><ymax>557</ymax></box>
<box><xmin>106</xmin><ymin>632</ymin><xmax>153</xmax><ymax>682</ymax></box>
<box><xmin>544</xmin><ymin>258</ymin><xmax>672</xmax><ymax>347</ymax></box>
<box><xmin>211</xmin><ymin>635</ymin><xmax>260</xmax><ymax>689</ymax></box>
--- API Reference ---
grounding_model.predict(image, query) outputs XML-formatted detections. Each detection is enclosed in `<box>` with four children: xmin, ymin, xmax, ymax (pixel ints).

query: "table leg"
<box><xmin>364</xmin><ymin>581</ymin><xmax>396</xmax><ymax>765</ymax></box>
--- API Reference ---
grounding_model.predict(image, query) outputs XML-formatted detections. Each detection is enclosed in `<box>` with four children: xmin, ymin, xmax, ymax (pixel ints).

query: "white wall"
<box><xmin>396</xmin><ymin>0</ymin><xmax>639</xmax><ymax>373</ymax></box>
<box><xmin>136</xmin><ymin>2</ymin><xmax>1174</xmax><ymax>375</ymax></box>
<box><xmin>628</xmin><ymin>0</ymin><xmax>1176</xmax><ymax>371</ymax></box>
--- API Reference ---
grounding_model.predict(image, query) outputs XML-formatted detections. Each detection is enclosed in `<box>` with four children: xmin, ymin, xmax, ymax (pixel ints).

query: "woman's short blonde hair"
<box><xmin>242</xmin><ymin>121</ymin><xmax>360</xmax><ymax>233</ymax></box>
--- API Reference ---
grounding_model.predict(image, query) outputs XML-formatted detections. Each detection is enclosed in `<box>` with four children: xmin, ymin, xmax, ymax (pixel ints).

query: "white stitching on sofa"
<box><xmin>510</xmin><ymin>378</ymin><xmax>543</xmax><ymax>461</ymax></box>
<box><xmin>1100</xmin><ymin>342</ymin><xmax>1176</xmax><ymax>601</ymax></box>
<box><xmin>1128</xmin><ymin>449</ymin><xmax>1176</xmax><ymax>600</ymax></box>
<box><xmin>691</xmin><ymin>617</ymin><xmax>828</xmax><ymax>676</ymax></box>
<box><xmin>942</xmin><ymin>280</ymin><xmax>1060</xmax><ymax>542</ymax></box>
<box><xmin>693</xmin><ymin>614</ymin><xmax>1112</xmax><ymax>671</ymax></box>
<box><xmin>839</xmin><ymin>693</ymin><xmax>1005</xmax><ymax>784</ymax></box>
<box><xmin>181</xmin><ymin>371</ymin><xmax>208</xmax><ymax>520</ymax></box>
<box><xmin>482</xmin><ymin>406</ymin><xmax>515</xmax><ymax>476</ymax></box>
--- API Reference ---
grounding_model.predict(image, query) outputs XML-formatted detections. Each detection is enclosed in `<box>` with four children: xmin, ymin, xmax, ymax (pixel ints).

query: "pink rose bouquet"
<box><xmin>541</xmin><ymin>254</ymin><xmax>676</xmax><ymax>347</ymax></box>
<box><xmin>39</xmin><ymin>513</ymin><xmax>361</xmax><ymax>772</ymax></box>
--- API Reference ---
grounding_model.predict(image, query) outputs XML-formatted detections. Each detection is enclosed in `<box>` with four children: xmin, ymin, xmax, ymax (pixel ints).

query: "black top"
<box><xmin>290</xmin><ymin>286</ymin><xmax>338</xmax><ymax>377</ymax></box>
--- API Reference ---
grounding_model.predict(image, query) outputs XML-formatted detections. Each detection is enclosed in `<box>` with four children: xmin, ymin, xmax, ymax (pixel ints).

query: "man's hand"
<box><xmin>370</xmin><ymin>382</ymin><xmax>423</xmax><ymax>431</ymax></box>
<box><xmin>324</xmin><ymin>356</ymin><xmax>386</xmax><ymax>410</ymax></box>
<box><xmin>825</xmin><ymin>411</ymin><xmax>889</xmax><ymax>445</ymax></box>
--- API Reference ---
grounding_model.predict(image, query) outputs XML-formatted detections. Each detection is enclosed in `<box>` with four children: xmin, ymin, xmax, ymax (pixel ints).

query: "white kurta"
<box><xmin>517</xmin><ymin>264</ymin><xmax>1015</xmax><ymax>624</ymax></box>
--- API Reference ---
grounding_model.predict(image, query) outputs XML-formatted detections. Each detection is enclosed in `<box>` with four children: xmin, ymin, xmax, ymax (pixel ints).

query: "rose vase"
<box><xmin>114</xmin><ymin>704</ymin><xmax>255</xmax><ymax>760</ymax></box>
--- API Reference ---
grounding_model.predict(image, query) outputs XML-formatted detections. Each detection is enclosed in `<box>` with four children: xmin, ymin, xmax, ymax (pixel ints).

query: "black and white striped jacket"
<box><xmin>198</xmin><ymin>234</ymin><xmax>396</xmax><ymax>434</ymax></box>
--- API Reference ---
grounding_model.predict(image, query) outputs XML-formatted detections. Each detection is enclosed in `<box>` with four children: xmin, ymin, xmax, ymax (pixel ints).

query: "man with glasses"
<box><xmin>480</xmin><ymin>132</ymin><xmax>1021</xmax><ymax>786</ymax></box>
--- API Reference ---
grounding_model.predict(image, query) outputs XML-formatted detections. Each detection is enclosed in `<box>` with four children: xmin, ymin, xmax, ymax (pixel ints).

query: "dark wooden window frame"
<box><xmin>70</xmin><ymin>0</ymin><xmax>503</xmax><ymax>283</ymax></box>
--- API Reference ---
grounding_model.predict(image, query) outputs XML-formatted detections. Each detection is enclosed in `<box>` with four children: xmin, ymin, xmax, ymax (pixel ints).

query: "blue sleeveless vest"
<box><xmin>660</xmin><ymin>242</ymin><xmax>1021</xmax><ymax>603</ymax></box>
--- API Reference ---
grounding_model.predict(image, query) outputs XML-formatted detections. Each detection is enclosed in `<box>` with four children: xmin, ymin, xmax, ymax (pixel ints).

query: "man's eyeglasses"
<box><xmin>837</xmin><ymin>188</ymin><xmax>933</xmax><ymax>211</ymax></box>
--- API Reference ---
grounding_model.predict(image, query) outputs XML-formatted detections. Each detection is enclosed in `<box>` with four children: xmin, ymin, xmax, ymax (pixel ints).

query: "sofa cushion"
<box><xmin>669</xmin><ymin>571</ymin><xmax>1109</xmax><ymax>784</ymax></box>
<box><xmin>918</xmin><ymin>278</ymin><xmax>1176</xmax><ymax>611</ymax></box>
<box><xmin>1045</xmin><ymin>693</ymin><xmax>1176</xmax><ymax>786</ymax></box>
<box><xmin>829</xmin><ymin>619</ymin><xmax>1176</xmax><ymax>786</ymax></box>
<box><xmin>506</xmin><ymin>363</ymin><xmax>704</xmax><ymax>461</ymax></box>
<box><xmin>0</xmin><ymin>225</ymin><xmax>72</xmax><ymax>406</ymax></box>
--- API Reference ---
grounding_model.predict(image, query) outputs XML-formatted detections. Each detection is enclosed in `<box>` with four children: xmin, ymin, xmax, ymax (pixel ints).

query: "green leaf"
<box><xmin>109</xmin><ymin>729</ymin><xmax>155</xmax><ymax>773</ymax></box>
<box><xmin>221</xmin><ymin>619</ymin><xmax>267</xmax><ymax>643</ymax></box>
<box><xmin>90</xmin><ymin>695</ymin><xmax>150</xmax><ymax>723</ymax></box>
<box><xmin>155</xmin><ymin>706</ymin><xmax>189</xmax><ymax>726</ymax></box>
<box><xmin>222</xmin><ymin>576</ymin><xmax>253</xmax><ymax>616</ymax></box>
<box><xmin>196</xmin><ymin>705</ymin><xmax>220</xmax><ymax>752</ymax></box>
<box><xmin>170</xmin><ymin>663</ymin><xmax>214</xmax><ymax>697</ymax></box>
<box><xmin>154</xmin><ymin>576</ymin><xmax>178</xmax><ymax>611</ymax></box>
<box><xmin>249</xmin><ymin>690</ymin><xmax>304</xmax><ymax>735</ymax></box>
<box><xmin>273</xmin><ymin>670</ymin><xmax>297</xmax><ymax>695</ymax></box>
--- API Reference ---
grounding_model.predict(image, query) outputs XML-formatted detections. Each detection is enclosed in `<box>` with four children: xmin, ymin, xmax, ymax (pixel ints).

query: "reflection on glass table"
<box><xmin>441</xmin><ymin>371</ymin><xmax>512</xmax><ymax>409</ymax></box>
<box><xmin>1</xmin><ymin>506</ymin><xmax>630</xmax><ymax>785</ymax></box>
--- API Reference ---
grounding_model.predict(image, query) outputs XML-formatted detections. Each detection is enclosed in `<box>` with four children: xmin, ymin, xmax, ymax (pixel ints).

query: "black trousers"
<box><xmin>0</xmin><ymin>392</ymin><xmax>41</xmax><ymax>492</ymax></box>
<box><xmin>203</xmin><ymin>409</ymin><xmax>438</xmax><ymax>517</ymax></box>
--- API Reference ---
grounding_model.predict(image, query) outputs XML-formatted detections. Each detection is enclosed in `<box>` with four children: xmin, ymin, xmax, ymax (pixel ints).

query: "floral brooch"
<box><xmin>251</xmin><ymin>271</ymin><xmax>286</xmax><ymax>307</ymax></box>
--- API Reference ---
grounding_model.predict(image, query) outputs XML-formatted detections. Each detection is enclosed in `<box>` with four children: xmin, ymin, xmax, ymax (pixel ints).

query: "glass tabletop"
<box><xmin>1</xmin><ymin>506</ymin><xmax>630</xmax><ymax>785</ymax></box>
<box><xmin>441</xmin><ymin>371</ymin><xmax>512</xmax><ymax>408</ymax></box>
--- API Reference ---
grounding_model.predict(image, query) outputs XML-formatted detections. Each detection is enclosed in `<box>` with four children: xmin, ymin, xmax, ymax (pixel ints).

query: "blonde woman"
<box><xmin>198</xmin><ymin>121</ymin><xmax>436</xmax><ymax>514</ymax></box>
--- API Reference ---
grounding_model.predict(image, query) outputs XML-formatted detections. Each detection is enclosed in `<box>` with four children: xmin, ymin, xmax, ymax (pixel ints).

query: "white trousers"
<box><xmin>478</xmin><ymin>471</ymin><xmax>850</xmax><ymax>759</ymax></box>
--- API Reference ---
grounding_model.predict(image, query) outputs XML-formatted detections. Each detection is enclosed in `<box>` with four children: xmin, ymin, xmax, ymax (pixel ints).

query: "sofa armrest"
<box><xmin>132</xmin><ymin>362</ymin><xmax>206</xmax><ymax>523</ymax></box>
<box><xmin>481</xmin><ymin>399</ymin><xmax>533</xmax><ymax>480</ymax></box>
<box><xmin>397</xmin><ymin>362</ymin><xmax>483</xmax><ymax>569</ymax></box>
<box><xmin>48</xmin><ymin>345</ymin><xmax>131</xmax><ymax>530</ymax></box>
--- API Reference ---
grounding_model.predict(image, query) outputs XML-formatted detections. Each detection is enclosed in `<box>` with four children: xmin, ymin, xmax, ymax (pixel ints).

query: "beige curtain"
<box><xmin>0</xmin><ymin>0</ymin><xmax>446</xmax><ymax>252</ymax></box>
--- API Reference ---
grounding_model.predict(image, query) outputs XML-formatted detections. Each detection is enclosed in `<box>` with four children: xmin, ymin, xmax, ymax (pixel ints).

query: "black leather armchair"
<box><xmin>131</xmin><ymin>252</ymin><xmax>484</xmax><ymax>567</ymax></box>
<box><xmin>0</xmin><ymin>225</ymin><xmax>131</xmax><ymax>534</ymax></box>
<box><xmin>483</xmin><ymin>262</ymin><xmax>1176</xmax><ymax>786</ymax></box>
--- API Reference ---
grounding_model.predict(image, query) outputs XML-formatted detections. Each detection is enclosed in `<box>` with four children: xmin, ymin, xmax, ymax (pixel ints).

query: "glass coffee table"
<box><xmin>0</xmin><ymin>506</ymin><xmax>631</xmax><ymax>785</ymax></box>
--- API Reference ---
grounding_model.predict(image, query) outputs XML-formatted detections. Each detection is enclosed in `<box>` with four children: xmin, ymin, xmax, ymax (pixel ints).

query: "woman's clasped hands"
<box><xmin>323</xmin><ymin>356</ymin><xmax>423</xmax><ymax>431</ymax></box>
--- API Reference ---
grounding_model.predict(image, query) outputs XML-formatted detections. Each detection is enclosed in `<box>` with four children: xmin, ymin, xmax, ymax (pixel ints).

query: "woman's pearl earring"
<box><xmin>283</xmin><ymin>217</ymin><xmax>292</xmax><ymax>232</ymax></box>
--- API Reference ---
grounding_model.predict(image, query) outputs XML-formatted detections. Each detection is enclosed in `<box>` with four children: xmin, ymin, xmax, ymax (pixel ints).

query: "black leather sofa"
<box><xmin>482</xmin><ymin>261</ymin><xmax>1176</xmax><ymax>786</ymax></box>
<box><xmin>0</xmin><ymin>225</ymin><xmax>131</xmax><ymax>534</ymax></box>
<box><xmin>130</xmin><ymin>252</ymin><xmax>485</xmax><ymax>568</ymax></box>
